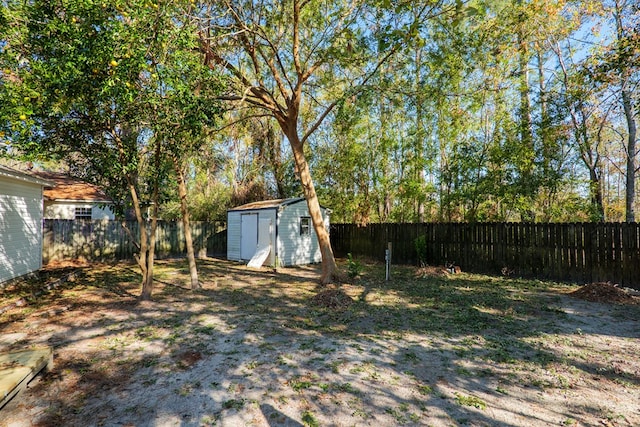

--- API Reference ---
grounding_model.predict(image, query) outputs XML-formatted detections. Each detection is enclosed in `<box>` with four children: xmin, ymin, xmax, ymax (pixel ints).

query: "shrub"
<box><xmin>414</xmin><ymin>235</ymin><xmax>427</xmax><ymax>266</ymax></box>
<box><xmin>346</xmin><ymin>253</ymin><xmax>362</xmax><ymax>278</ymax></box>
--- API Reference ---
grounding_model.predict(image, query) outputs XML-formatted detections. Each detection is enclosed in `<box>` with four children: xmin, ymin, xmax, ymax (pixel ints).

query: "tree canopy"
<box><xmin>1</xmin><ymin>0</ymin><xmax>638</xmax><ymax>288</ymax></box>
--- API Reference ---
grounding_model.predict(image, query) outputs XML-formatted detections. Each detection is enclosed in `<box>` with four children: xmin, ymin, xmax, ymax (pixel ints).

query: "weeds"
<box><xmin>301</xmin><ymin>410</ymin><xmax>319</xmax><ymax>427</ymax></box>
<box><xmin>346</xmin><ymin>253</ymin><xmax>363</xmax><ymax>279</ymax></box>
<box><xmin>454</xmin><ymin>392</ymin><xmax>487</xmax><ymax>410</ymax></box>
<box><xmin>222</xmin><ymin>399</ymin><xmax>245</xmax><ymax>410</ymax></box>
<box><xmin>6</xmin><ymin>259</ymin><xmax>637</xmax><ymax>427</ymax></box>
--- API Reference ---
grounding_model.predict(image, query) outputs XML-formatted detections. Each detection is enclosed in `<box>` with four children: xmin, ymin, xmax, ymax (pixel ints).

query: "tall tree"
<box><xmin>1</xmin><ymin>0</ymin><xmax>221</xmax><ymax>298</ymax></box>
<box><xmin>609</xmin><ymin>0</ymin><xmax>638</xmax><ymax>222</ymax></box>
<box><xmin>197</xmin><ymin>0</ymin><xmax>450</xmax><ymax>282</ymax></box>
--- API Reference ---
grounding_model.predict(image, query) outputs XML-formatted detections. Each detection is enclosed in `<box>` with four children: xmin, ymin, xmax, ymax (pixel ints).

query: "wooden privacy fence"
<box><xmin>330</xmin><ymin>222</ymin><xmax>640</xmax><ymax>289</ymax></box>
<box><xmin>43</xmin><ymin>219</ymin><xmax>227</xmax><ymax>264</ymax></box>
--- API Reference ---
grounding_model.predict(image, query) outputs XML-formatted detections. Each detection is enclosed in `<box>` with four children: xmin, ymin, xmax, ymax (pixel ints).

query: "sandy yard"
<box><xmin>1</xmin><ymin>259</ymin><xmax>639</xmax><ymax>426</ymax></box>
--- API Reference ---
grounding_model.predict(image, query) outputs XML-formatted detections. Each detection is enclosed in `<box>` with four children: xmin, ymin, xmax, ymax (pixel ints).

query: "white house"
<box><xmin>227</xmin><ymin>197</ymin><xmax>330</xmax><ymax>267</ymax></box>
<box><xmin>31</xmin><ymin>171</ymin><xmax>115</xmax><ymax>220</ymax></box>
<box><xmin>0</xmin><ymin>165</ymin><xmax>53</xmax><ymax>284</ymax></box>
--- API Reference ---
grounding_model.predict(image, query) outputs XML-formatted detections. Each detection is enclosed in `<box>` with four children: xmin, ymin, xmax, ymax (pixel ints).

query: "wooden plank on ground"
<box><xmin>0</xmin><ymin>347</ymin><xmax>53</xmax><ymax>409</ymax></box>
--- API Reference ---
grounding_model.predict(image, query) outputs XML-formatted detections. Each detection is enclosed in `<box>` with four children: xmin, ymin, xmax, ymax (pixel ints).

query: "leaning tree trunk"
<box><xmin>173</xmin><ymin>158</ymin><xmax>200</xmax><ymax>290</ymax></box>
<box><xmin>114</xmin><ymin>130</ymin><xmax>153</xmax><ymax>299</ymax></box>
<box><xmin>285</xmin><ymin>127</ymin><xmax>338</xmax><ymax>284</ymax></box>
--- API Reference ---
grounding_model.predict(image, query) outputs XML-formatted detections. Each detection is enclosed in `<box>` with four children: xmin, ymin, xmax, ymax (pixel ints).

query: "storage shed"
<box><xmin>227</xmin><ymin>198</ymin><xmax>330</xmax><ymax>267</ymax></box>
<box><xmin>0</xmin><ymin>165</ymin><xmax>53</xmax><ymax>284</ymax></box>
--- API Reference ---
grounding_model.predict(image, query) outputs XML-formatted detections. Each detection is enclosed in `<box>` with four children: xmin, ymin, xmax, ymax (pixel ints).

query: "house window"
<box><xmin>75</xmin><ymin>207</ymin><xmax>92</xmax><ymax>220</ymax></box>
<box><xmin>300</xmin><ymin>217</ymin><xmax>311</xmax><ymax>236</ymax></box>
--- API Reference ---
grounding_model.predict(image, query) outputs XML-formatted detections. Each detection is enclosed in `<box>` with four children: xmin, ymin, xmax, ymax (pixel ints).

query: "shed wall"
<box><xmin>0</xmin><ymin>176</ymin><xmax>44</xmax><ymax>283</ymax></box>
<box><xmin>226</xmin><ymin>210</ymin><xmax>242</xmax><ymax>261</ymax></box>
<box><xmin>276</xmin><ymin>200</ymin><xmax>328</xmax><ymax>266</ymax></box>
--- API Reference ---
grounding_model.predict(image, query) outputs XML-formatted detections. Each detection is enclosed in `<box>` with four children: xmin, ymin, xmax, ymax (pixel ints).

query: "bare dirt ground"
<box><xmin>1</xmin><ymin>259</ymin><xmax>639</xmax><ymax>426</ymax></box>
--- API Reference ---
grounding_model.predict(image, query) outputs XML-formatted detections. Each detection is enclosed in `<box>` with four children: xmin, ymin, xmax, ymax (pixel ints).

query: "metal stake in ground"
<box><xmin>385</xmin><ymin>242</ymin><xmax>392</xmax><ymax>281</ymax></box>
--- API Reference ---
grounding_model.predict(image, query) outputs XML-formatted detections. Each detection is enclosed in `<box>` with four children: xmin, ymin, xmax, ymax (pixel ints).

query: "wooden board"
<box><xmin>0</xmin><ymin>347</ymin><xmax>53</xmax><ymax>409</ymax></box>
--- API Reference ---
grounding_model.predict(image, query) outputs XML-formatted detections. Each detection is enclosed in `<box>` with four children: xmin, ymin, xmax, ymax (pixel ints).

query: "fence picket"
<box><xmin>43</xmin><ymin>219</ymin><xmax>227</xmax><ymax>264</ymax></box>
<box><xmin>331</xmin><ymin>222</ymin><xmax>640</xmax><ymax>289</ymax></box>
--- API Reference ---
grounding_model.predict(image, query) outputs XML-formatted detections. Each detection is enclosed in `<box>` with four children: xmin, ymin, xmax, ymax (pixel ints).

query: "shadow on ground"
<box><xmin>1</xmin><ymin>258</ymin><xmax>638</xmax><ymax>426</ymax></box>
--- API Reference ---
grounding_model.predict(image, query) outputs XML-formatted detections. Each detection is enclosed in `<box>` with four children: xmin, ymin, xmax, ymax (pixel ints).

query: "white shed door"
<box><xmin>240</xmin><ymin>213</ymin><xmax>258</xmax><ymax>260</ymax></box>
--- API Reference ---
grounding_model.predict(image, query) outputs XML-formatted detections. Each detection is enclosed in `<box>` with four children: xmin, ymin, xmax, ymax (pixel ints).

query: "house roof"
<box><xmin>0</xmin><ymin>164</ymin><xmax>54</xmax><ymax>187</ymax></box>
<box><xmin>30</xmin><ymin>171</ymin><xmax>112</xmax><ymax>202</ymax></box>
<box><xmin>228</xmin><ymin>197</ymin><xmax>310</xmax><ymax>212</ymax></box>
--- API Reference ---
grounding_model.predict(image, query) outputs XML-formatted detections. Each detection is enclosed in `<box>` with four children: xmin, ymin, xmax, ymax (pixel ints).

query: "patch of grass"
<box><xmin>226</xmin><ymin>382</ymin><xmax>245</xmax><ymax>394</ymax></box>
<box><xmin>199</xmin><ymin>415</ymin><xmax>218</xmax><ymax>426</ymax></box>
<box><xmin>175</xmin><ymin>384</ymin><xmax>193</xmax><ymax>397</ymax></box>
<box><xmin>163</xmin><ymin>331</ymin><xmax>181</xmax><ymax>346</ymax></box>
<box><xmin>301</xmin><ymin>410</ymin><xmax>319</xmax><ymax>427</ymax></box>
<box><xmin>222</xmin><ymin>399</ymin><xmax>245</xmax><ymax>410</ymax></box>
<box><xmin>417</xmin><ymin>384</ymin><xmax>433</xmax><ymax>395</ymax></box>
<box><xmin>385</xmin><ymin>406</ymin><xmax>408</xmax><ymax>424</ymax></box>
<box><xmin>352</xmin><ymin>408</ymin><xmax>368</xmax><ymax>418</ymax></box>
<box><xmin>613</xmin><ymin>378</ymin><xmax>634</xmax><ymax>388</ymax></box>
<box><xmin>327</xmin><ymin>360</ymin><xmax>343</xmax><ymax>373</ymax></box>
<box><xmin>245</xmin><ymin>360</ymin><xmax>260</xmax><ymax>370</ymax></box>
<box><xmin>454</xmin><ymin>392</ymin><xmax>487</xmax><ymax>410</ymax></box>
<box><xmin>331</xmin><ymin>382</ymin><xmax>360</xmax><ymax>395</ymax></box>
<box><xmin>455</xmin><ymin>366</ymin><xmax>473</xmax><ymax>376</ymax></box>
<box><xmin>136</xmin><ymin>356</ymin><xmax>159</xmax><ymax>369</ymax></box>
<box><xmin>193</xmin><ymin>325</ymin><xmax>217</xmax><ymax>335</ymax></box>
<box><xmin>134</xmin><ymin>326</ymin><xmax>159</xmax><ymax>341</ymax></box>
<box><xmin>290</xmin><ymin>378</ymin><xmax>313</xmax><ymax>392</ymax></box>
<box><xmin>277</xmin><ymin>354</ymin><xmax>294</xmax><ymax>366</ymax></box>
<box><xmin>349</xmin><ymin>365</ymin><xmax>365</xmax><ymax>374</ymax></box>
<box><xmin>403</xmin><ymin>351</ymin><xmax>419</xmax><ymax>362</ymax></box>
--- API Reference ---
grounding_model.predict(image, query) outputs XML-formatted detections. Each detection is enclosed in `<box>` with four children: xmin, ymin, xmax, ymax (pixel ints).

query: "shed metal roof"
<box><xmin>0</xmin><ymin>164</ymin><xmax>54</xmax><ymax>187</ymax></box>
<box><xmin>228</xmin><ymin>197</ymin><xmax>307</xmax><ymax>212</ymax></box>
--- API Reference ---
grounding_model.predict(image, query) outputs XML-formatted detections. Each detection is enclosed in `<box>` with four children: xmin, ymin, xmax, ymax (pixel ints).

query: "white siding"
<box><xmin>228</xmin><ymin>199</ymin><xmax>329</xmax><ymax>267</ymax></box>
<box><xmin>276</xmin><ymin>200</ymin><xmax>328</xmax><ymax>267</ymax></box>
<box><xmin>0</xmin><ymin>176</ymin><xmax>44</xmax><ymax>283</ymax></box>
<box><xmin>227</xmin><ymin>211</ymin><xmax>242</xmax><ymax>261</ymax></box>
<box><xmin>44</xmin><ymin>201</ymin><xmax>114</xmax><ymax>219</ymax></box>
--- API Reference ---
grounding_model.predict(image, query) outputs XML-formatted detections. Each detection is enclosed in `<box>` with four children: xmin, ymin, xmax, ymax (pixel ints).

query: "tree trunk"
<box><xmin>622</xmin><ymin>88</ymin><xmax>637</xmax><ymax>222</ymax></box>
<box><xmin>589</xmin><ymin>166</ymin><xmax>605</xmax><ymax>221</ymax></box>
<box><xmin>174</xmin><ymin>158</ymin><xmax>200</xmax><ymax>289</ymax></box>
<box><xmin>143</xmin><ymin>207</ymin><xmax>158</xmax><ymax>301</ymax></box>
<box><xmin>261</xmin><ymin>122</ymin><xmax>288</xmax><ymax>198</ymax></box>
<box><xmin>614</xmin><ymin>0</ymin><xmax>637</xmax><ymax>223</ymax></box>
<box><xmin>414</xmin><ymin>43</ymin><xmax>426</xmax><ymax>222</ymax></box>
<box><xmin>114</xmin><ymin>130</ymin><xmax>152</xmax><ymax>299</ymax></box>
<box><xmin>517</xmin><ymin>12</ymin><xmax>536</xmax><ymax>222</ymax></box>
<box><xmin>140</xmin><ymin>138</ymin><xmax>163</xmax><ymax>301</ymax></box>
<box><xmin>125</xmin><ymin>174</ymin><xmax>153</xmax><ymax>300</ymax></box>
<box><xmin>285</xmin><ymin>126</ymin><xmax>338</xmax><ymax>284</ymax></box>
